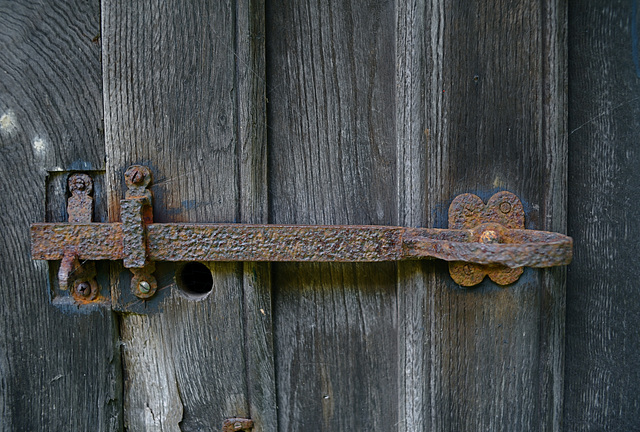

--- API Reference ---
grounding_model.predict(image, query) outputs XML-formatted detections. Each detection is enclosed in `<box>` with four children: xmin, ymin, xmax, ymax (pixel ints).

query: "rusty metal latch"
<box><xmin>31</xmin><ymin>165</ymin><xmax>573</xmax><ymax>304</ymax></box>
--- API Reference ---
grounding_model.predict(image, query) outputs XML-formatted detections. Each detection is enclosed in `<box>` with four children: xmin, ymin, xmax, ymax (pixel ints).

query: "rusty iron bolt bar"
<box><xmin>32</xmin><ymin>222</ymin><xmax>573</xmax><ymax>267</ymax></box>
<box><xmin>30</xmin><ymin>166</ymin><xmax>574</xmax><ymax>296</ymax></box>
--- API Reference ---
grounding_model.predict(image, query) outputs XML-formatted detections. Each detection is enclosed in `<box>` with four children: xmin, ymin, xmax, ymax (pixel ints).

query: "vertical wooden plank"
<box><xmin>102</xmin><ymin>0</ymin><xmax>272</xmax><ymax>430</ymax></box>
<box><xmin>565</xmin><ymin>2</ymin><xmax>640</xmax><ymax>430</ymax></box>
<box><xmin>266</xmin><ymin>1</ymin><xmax>397</xmax><ymax>430</ymax></box>
<box><xmin>539</xmin><ymin>1</ymin><xmax>568</xmax><ymax>428</ymax></box>
<box><xmin>238</xmin><ymin>1</ymin><xmax>278</xmax><ymax>431</ymax></box>
<box><xmin>397</xmin><ymin>0</ymin><xmax>567</xmax><ymax>430</ymax></box>
<box><xmin>0</xmin><ymin>1</ymin><xmax>121</xmax><ymax>430</ymax></box>
<box><xmin>395</xmin><ymin>2</ymin><xmax>434</xmax><ymax>428</ymax></box>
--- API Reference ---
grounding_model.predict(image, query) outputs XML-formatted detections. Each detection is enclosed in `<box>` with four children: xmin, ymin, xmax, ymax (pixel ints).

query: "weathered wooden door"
<box><xmin>2</xmin><ymin>0</ymin><xmax>638</xmax><ymax>431</ymax></box>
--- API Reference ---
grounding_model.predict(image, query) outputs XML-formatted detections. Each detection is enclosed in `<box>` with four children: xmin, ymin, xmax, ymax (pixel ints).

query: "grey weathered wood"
<box><xmin>267</xmin><ymin>1</ymin><xmax>398</xmax><ymax>430</ymax></box>
<box><xmin>238</xmin><ymin>1</ymin><xmax>277</xmax><ymax>431</ymax></box>
<box><xmin>0</xmin><ymin>1</ymin><xmax>120</xmax><ymax>430</ymax></box>
<box><xmin>102</xmin><ymin>0</ymin><xmax>273</xmax><ymax>430</ymax></box>
<box><xmin>1</xmin><ymin>0</ymin><xmax>589</xmax><ymax>429</ymax></box>
<box><xmin>565</xmin><ymin>2</ymin><xmax>640</xmax><ymax>430</ymax></box>
<box><xmin>397</xmin><ymin>1</ymin><xmax>567</xmax><ymax>430</ymax></box>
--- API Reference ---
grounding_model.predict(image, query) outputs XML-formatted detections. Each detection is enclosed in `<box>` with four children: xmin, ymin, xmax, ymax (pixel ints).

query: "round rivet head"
<box><xmin>499</xmin><ymin>201</ymin><xmax>512</xmax><ymax>214</ymax></box>
<box><xmin>138</xmin><ymin>280</ymin><xmax>151</xmax><ymax>294</ymax></box>
<box><xmin>68</xmin><ymin>173</ymin><xmax>93</xmax><ymax>194</ymax></box>
<box><xmin>480</xmin><ymin>230</ymin><xmax>500</xmax><ymax>244</ymax></box>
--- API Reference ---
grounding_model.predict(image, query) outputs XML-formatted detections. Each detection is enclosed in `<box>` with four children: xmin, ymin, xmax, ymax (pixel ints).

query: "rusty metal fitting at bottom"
<box><xmin>222</xmin><ymin>418</ymin><xmax>253</xmax><ymax>432</ymax></box>
<box><xmin>130</xmin><ymin>262</ymin><xmax>157</xmax><ymax>299</ymax></box>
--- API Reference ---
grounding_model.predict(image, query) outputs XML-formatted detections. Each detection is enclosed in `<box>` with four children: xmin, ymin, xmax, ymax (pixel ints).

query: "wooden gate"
<box><xmin>1</xmin><ymin>1</ymin><xmax>638</xmax><ymax>431</ymax></box>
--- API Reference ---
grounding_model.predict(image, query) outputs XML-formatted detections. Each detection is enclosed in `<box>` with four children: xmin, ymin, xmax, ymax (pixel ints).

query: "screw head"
<box><xmin>138</xmin><ymin>280</ymin><xmax>151</xmax><ymax>294</ymax></box>
<box><xmin>131</xmin><ymin>168</ymin><xmax>144</xmax><ymax>185</ymax></box>
<box><xmin>138</xmin><ymin>280</ymin><xmax>151</xmax><ymax>293</ymax></box>
<box><xmin>233</xmin><ymin>422</ymin><xmax>242</xmax><ymax>431</ymax></box>
<box><xmin>463</xmin><ymin>264</ymin><xmax>473</xmax><ymax>275</ymax></box>
<box><xmin>499</xmin><ymin>201</ymin><xmax>512</xmax><ymax>214</ymax></box>
<box><xmin>76</xmin><ymin>281</ymin><xmax>91</xmax><ymax>297</ymax></box>
<box><xmin>125</xmin><ymin>166</ymin><xmax>151</xmax><ymax>188</ymax></box>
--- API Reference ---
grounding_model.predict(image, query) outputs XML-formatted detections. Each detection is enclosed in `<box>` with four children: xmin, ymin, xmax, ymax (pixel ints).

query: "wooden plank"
<box><xmin>395</xmin><ymin>3</ymin><xmax>434</xmax><ymax>427</ymax></box>
<box><xmin>0</xmin><ymin>1</ymin><xmax>120</xmax><ymax>430</ymax></box>
<box><xmin>102</xmin><ymin>0</ymin><xmax>274</xmax><ymax>430</ymax></box>
<box><xmin>397</xmin><ymin>1</ymin><xmax>567</xmax><ymax>430</ymax></box>
<box><xmin>266</xmin><ymin>1</ymin><xmax>398</xmax><ymax>429</ymax></box>
<box><xmin>237</xmin><ymin>1</ymin><xmax>277</xmax><ymax>431</ymax></box>
<box><xmin>565</xmin><ymin>2</ymin><xmax>640</xmax><ymax>430</ymax></box>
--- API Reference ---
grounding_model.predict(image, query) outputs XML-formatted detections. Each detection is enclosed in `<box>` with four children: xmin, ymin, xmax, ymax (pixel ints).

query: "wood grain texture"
<box><xmin>565</xmin><ymin>2</ymin><xmax>640</xmax><ymax>430</ymax></box>
<box><xmin>237</xmin><ymin>2</ymin><xmax>277</xmax><ymax>431</ymax></box>
<box><xmin>0</xmin><ymin>1</ymin><xmax>120</xmax><ymax>431</ymax></box>
<box><xmin>397</xmin><ymin>1</ymin><xmax>567</xmax><ymax>430</ymax></box>
<box><xmin>266</xmin><ymin>1</ymin><xmax>398</xmax><ymax>430</ymax></box>
<box><xmin>102</xmin><ymin>0</ymin><xmax>273</xmax><ymax>430</ymax></box>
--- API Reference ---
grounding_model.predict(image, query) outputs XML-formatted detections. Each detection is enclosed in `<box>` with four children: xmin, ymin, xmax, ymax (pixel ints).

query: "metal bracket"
<box><xmin>121</xmin><ymin>166</ymin><xmax>157</xmax><ymax>298</ymax></box>
<box><xmin>448</xmin><ymin>191</ymin><xmax>526</xmax><ymax>286</ymax></box>
<box><xmin>57</xmin><ymin>173</ymin><xmax>100</xmax><ymax>302</ymax></box>
<box><xmin>31</xmin><ymin>165</ymin><xmax>573</xmax><ymax>309</ymax></box>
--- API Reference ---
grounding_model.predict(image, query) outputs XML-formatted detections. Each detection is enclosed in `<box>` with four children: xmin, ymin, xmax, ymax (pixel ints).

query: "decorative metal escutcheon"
<box><xmin>30</xmin><ymin>166</ymin><xmax>573</xmax><ymax>310</ymax></box>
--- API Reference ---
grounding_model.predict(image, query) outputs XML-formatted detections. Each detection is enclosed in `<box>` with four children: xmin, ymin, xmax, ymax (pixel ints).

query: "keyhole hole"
<box><xmin>177</xmin><ymin>262</ymin><xmax>213</xmax><ymax>298</ymax></box>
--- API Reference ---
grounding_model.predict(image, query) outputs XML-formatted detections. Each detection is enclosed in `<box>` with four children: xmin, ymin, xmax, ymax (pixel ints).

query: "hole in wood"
<box><xmin>177</xmin><ymin>262</ymin><xmax>213</xmax><ymax>298</ymax></box>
